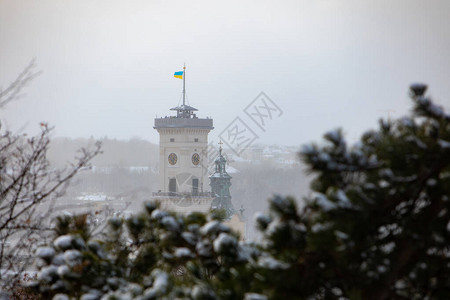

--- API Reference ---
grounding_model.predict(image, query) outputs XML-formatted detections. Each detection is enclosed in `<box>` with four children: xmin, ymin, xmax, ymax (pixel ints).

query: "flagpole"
<box><xmin>183</xmin><ymin>63</ymin><xmax>186</xmax><ymax>106</ymax></box>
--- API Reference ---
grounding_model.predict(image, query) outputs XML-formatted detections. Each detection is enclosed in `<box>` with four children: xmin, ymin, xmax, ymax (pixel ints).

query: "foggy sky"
<box><xmin>1</xmin><ymin>0</ymin><xmax>450</xmax><ymax>147</ymax></box>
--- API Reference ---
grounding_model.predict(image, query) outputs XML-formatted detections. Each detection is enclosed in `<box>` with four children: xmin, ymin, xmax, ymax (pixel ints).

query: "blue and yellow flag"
<box><xmin>174</xmin><ymin>71</ymin><xmax>184</xmax><ymax>79</ymax></box>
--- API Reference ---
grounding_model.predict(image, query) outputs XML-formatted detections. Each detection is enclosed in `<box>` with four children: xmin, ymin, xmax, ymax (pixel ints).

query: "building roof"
<box><xmin>170</xmin><ymin>104</ymin><xmax>198</xmax><ymax>111</ymax></box>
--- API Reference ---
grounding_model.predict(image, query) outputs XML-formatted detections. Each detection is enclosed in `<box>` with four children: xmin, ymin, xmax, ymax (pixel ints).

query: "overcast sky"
<box><xmin>1</xmin><ymin>0</ymin><xmax>450</xmax><ymax>147</ymax></box>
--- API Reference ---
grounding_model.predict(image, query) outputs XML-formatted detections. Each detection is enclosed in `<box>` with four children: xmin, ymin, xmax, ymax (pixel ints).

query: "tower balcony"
<box><xmin>154</xmin><ymin>117</ymin><xmax>213</xmax><ymax>129</ymax></box>
<box><xmin>152</xmin><ymin>191</ymin><xmax>213</xmax><ymax>197</ymax></box>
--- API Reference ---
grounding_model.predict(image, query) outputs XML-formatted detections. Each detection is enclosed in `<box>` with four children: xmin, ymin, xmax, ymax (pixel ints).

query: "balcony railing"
<box><xmin>154</xmin><ymin>117</ymin><xmax>213</xmax><ymax>129</ymax></box>
<box><xmin>152</xmin><ymin>191</ymin><xmax>213</xmax><ymax>197</ymax></box>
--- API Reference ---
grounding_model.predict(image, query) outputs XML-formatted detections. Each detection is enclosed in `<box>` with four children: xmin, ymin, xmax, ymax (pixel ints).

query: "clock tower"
<box><xmin>154</xmin><ymin>104</ymin><xmax>213</xmax><ymax>194</ymax></box>
<box><xmin>153</xmin><ymin>66</ymin><xmax>214</xmax><ymax>213</ymax></box>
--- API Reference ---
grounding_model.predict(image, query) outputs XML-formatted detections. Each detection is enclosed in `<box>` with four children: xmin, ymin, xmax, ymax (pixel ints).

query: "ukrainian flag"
<box><xmin>174</xmin><ymin>71</ymin><xmax>184</xmax><ymax>79</ymax></box>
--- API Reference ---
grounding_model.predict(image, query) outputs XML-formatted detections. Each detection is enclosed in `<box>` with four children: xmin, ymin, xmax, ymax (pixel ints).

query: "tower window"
<box><xmin>170</xmin><ymin>138</ymin><xmax>175</xmax><ymax>142</ymax></box>
<box><xmin>194</xmin><ymin>138</ymin><xmax>198</xmax><ymax>142</ymax></box>
<box><xmin>192</xmin><ymin>178</ymin><xmax>199</xmax><ymax>195</ymax></box>
<box><xmin>169</xmin><ymin>178</ymin><xmax>177</xmax><ymax>195</ymax></box>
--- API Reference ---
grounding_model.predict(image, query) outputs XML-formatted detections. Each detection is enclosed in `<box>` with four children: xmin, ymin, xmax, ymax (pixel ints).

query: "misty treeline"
<box><xmin>48</xmin><ymin>137</ymin><xmax>159</xmax><ymax>199</ymax></box>
<box><xmin>48</xmin><ymin>137</ymin><xmax>310</xmax><ymax>218</ymax></box>
<box><xmin>48</xmin><ymin>137</ymin><xmax>159</xmax><ymax>169</ymax></box>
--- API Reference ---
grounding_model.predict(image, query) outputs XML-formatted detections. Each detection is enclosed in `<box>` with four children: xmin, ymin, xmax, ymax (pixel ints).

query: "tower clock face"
<box><xmin>168</xmin><ymin>153</ymin><xmax>177</xmax><ymax>165</ymax></box>
<box><xmin>192</xmin><ymin>153</ymin><xmax>200</xmax><ymax>165</ymax></box>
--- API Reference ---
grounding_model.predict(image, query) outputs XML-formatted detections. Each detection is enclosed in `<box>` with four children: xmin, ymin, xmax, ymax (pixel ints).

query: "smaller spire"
<box><xmin>218</xmin><ymin>140</ymin><xmax>223</xmax><ymax>156</ymax></box>
<box><xmin>209</xmin><ymin>145</ymin><xmax>234</xmax><ymax>219</ymax></box>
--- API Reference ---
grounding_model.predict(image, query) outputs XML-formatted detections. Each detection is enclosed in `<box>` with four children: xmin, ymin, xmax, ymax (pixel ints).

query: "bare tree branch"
<box><xmin>0</xmin><ymin>58</ymin><xmax>41</xmax><ymax>109</ymax></box>
<box><xmin>0</xmin><ymin>60</ymin><xmax>102</xmax><ymax>289</ymax></box>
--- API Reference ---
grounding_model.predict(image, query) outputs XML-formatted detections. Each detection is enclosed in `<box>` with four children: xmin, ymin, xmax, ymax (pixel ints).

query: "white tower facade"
<box><xmin>154</xmin><ymin>105</ymin><xmax>213</xmax><ymax>195</ymax></box>
<box><xmin>153</xmin><ymin>66</ymin><xmax>214</xmax><ymax>214</ymax></box>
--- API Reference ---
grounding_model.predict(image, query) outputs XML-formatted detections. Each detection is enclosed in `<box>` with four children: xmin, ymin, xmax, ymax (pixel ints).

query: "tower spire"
<box><xmin>209</xmin><ymin>146</ymin><xmax>235</xmax><ymax>219</ymax></box>
<box><xmin>218</xmin><ymin>140</ymin><xmax>223</xmax><ymax>156</ymax></box>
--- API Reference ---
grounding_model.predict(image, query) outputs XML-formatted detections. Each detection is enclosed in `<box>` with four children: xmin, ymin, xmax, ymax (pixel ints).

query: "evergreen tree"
<box><xmin>27</xmin><ymin>202</ymin><xmax>260</xmax><ymax>299</ymax></box>
<box><xmin>298</xmin><ymin>83</ymin><xmax>450</xmax><ymax>299</ymax></box>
